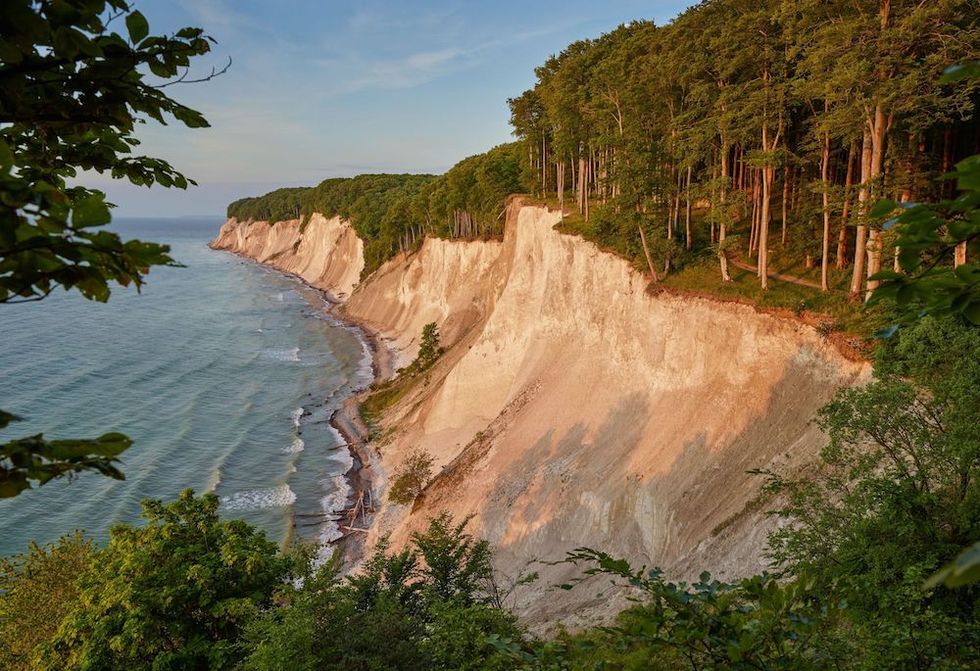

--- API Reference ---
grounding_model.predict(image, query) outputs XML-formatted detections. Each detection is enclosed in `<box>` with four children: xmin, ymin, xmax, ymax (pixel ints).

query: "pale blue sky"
<box><xmin>103</xmin><ymin>1</ymin><xmax>694</xmax><ymax>216</ymax></box>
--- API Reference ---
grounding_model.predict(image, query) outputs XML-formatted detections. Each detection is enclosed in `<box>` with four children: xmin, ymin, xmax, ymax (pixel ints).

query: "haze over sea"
<box><xmin>0</xmin><ymin>218</ymin><xmax>370</xmax><ymax>556</ymax></box>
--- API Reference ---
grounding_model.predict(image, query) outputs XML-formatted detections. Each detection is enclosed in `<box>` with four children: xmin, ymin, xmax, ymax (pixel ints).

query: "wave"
<box><xmin>261</xmin><ymin>346</ymin><xmax>300</xmax><ymax>362</ymax></box>
<box><xmin>319</xmin><ymin>474</ymin><xmax>352</xmax><ymax>537</ymax></box>
<box><xmin>291</xmin><ymin>407</ymin><xmax>303</xmax><ymax>428</ymax></box>
<box><xmin>282</xmin><ymin>436</ymin><xmax>305</xmax><ymax>454</ymax></box>
<box><xmin>221</xmin><ymin>483</ymin><xmax>296</xmax><ymax>511</ymax></box>
<box><xmin>324</xmin><ymin>446</ymin><xmax>354</xmax><ymax>472</ymax></box>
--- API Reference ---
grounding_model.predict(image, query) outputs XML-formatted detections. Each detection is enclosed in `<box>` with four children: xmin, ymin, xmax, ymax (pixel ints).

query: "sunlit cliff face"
<box><xmin>215</xmin><ymin>202</ymin><xmax>868</xmax><ymax>629</ymax></box>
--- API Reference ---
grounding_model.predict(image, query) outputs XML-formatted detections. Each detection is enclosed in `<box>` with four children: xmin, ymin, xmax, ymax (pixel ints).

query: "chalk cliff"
<box><xmin>213</xmin><ymin>202</ymin><xmax>868</xmax><ymax>628</ymax></box>
<box><xmin>212</xmin><ymin>213</ymin><xmax>363</xmax><ymax>300</ymax></box>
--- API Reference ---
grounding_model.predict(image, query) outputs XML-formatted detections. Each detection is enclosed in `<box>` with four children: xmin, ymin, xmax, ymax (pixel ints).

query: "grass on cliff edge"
<box><xmin>360</xmin><ymin>379</ymin><xmax>408</xmax><ymax>442</ymax></box>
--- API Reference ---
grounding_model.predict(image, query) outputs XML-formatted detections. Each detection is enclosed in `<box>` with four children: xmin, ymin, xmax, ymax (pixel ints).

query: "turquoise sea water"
<box><xmin>0</xmin><ymin>218</ymin><xmax>370</xmax><ymax>557</ymax></box>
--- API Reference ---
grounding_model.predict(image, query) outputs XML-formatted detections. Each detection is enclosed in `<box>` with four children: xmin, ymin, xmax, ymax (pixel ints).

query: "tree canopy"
<box><xmin>507</xmin><ymin>0</ymin><xmax>978</xmax><ymax>300</ymax></box>
<box><xmin>226</xmin><ymin>143</ymin><xmax>526</xmax><ymax>274</ymax></box>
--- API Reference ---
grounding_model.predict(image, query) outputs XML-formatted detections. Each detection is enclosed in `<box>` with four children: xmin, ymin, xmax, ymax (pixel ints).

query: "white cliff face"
<box><xmin>212</xmin><ymin>213</ymin><xmax>364</xmax><ymax>299</ymax></box>
<box><xmin>343</xmin><ymin>237</ymin><xmax>503</xmax><ymax>369</ymax></box>
<box><xmin>214</xmin><ymin>202</ymin><xmax>869</xmax><ymax>629</ymax></box>
<box><xmin>344</xmin><ymin>203</ymin><xmax>868</xmax><ymax>628</ymax></box>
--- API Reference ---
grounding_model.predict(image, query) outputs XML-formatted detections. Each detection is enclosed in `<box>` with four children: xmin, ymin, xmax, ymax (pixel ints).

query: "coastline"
<box><xmin>323</xmin><ymin>306</ymin><xmax>393</xmax><ymax>570</ymax></box>
<box><xmin>208</xmin><ymin>242</ymin><xmax>392</xmax><ymax>568</ymax></box>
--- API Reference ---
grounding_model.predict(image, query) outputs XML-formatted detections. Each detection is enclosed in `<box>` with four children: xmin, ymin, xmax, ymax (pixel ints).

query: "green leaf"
<box><xmin>72</xmin><ymin>194</ymin><xmax>112</xmax><ymax>228</ymax></box>
<box><xmin>870</xmin><ymin>199</ymin><xmax>898</xmax><ymax>218</ymax></box>
<box><xmin>125</xmin><ymin>10</ymin><xmax>149</xmax><ymax>43</ymax></box>
<box><xmin>940</xmin><ymin>61</ymin><xmax>980</xmax><ymax>84</ymax></box>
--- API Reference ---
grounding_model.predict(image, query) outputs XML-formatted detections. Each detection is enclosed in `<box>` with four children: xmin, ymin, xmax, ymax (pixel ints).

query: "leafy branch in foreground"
<box><xmin>0</xmin><ymin>0</ymin><xmax>221</xmax><ymax>304</ymax></box>
<box><xmin>0</xmin><ymin>410</ymin><xmax>130</xmax><ymax>498</ymax></box>
<box><xmin>1</xmin><ymin>0</ymin><xmax>223</xmax><ymax>495</ymax></box>
<box><xmin>868</xmin><ymin>153</ymin><xmax>980</xmax><ymax>326</ymax></box>
<box><xmin>868</xmin><ymin>63</ymin><xmax>980</xmax><ymax>327</ymax></box>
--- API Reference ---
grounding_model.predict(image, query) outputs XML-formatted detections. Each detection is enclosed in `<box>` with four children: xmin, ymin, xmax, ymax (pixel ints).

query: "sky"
<box><xmin>103</xmin><ymin>1</ymin><xmax>695</xmax><ymax>217</ymax></box>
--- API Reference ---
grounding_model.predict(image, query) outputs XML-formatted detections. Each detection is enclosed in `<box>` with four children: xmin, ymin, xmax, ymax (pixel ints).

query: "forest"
<box><xmin>506</xmin><ymin>0</ymin><xmax>979</xmax><ymax>302</ymax></box>
<box><xmin>226</xmin><ymin>142</ymin><xmax>524</xmax><ymax>274</ymax></box>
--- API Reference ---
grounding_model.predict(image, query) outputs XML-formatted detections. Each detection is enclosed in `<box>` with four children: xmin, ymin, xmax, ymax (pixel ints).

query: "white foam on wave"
<box><xmin>261</xmin><ymin>347</ymin><xmax>300</xmax><ymax>362</ymax></box>
<box><xmin>221</xmin><ymin>483</ymin><xmax>296</xmax><ymax>511</ymax></box>
<box><xmin>356</xmin><ymin>338</ymin><xmax>373</xmax><ymax>385</ymax></box>
<box><xmin>282</xmin><ymin>436</ymin><xmax>305</xmax><ymax>454</ymax></box>
<box><xmin>325</xmin><ymin>447</ymin><xmax>354</xmax><ymax>472</ymax></box>
<box><xmin>323</xmin><ymin>423</ymin><xmax>344</xmax><ymax>447</ymax></box>
<box><xmin>291</xmin><ymin>407</ymin><xmax>303</xmax><ymax>428</ymax></box>
<box><xmin>320</xmin><ymin>474</ymin><xmax>352</xmax><ymax>529</ymax></box>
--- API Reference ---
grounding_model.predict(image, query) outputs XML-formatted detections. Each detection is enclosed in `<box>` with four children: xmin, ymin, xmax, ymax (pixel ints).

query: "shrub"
<box><xmin>389</xmin><ymin>449</ymin><xmax>435</xmax><ymax>505</ymax></box>
<box><xmin>0</xmin><ymin>533</ymin><xmax>94</xmax><ymax>671</ymax></box>
<box><xmin>39</xmin><ymin>490</ymin><xmax>291</xmax><ymax>671</ymax></box>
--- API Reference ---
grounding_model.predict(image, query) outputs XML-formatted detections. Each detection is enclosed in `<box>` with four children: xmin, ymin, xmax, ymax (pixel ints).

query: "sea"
<box><xmin>0</xmin><ymin>217</ymin><xmax>372</xmax><ymax>557</ymax></box>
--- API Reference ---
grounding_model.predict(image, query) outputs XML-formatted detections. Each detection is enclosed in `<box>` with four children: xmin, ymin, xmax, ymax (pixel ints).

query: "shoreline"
<box><xmin>322</xmin><ymin>302</ymin><xmax>392</xmax><ymax>570</ymax></box>
<box><xmin>209</xmin><ymin>242</ymin><xmax>391</xmax><ymax>568</ymax></box>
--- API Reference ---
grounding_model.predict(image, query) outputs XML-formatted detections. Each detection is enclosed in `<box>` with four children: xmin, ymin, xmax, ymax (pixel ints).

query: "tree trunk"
<box><xmin>863</xmin><ymin>0</ymin><xmax>891</xmax><ymax>301</ymax></box>
<box><xmin>820</xmin><ymin>130</ymin><xmax>832</xmax><ymax>291</ymax></box>
<box><xmin>673</xmin><ymin>167</ymin><xmax>682</xmax><ymax>236</ymax></box>
<box><xmin>782</xmin><ymin>166</ymin><xmax>790</xmax><ymax>247</ymax></box>
<box><xmin>850</xmin><ymin>130</ymin><xmax>872</xmax><ymax>298</ymax></box>
<box><xmin>864</xmin><ymin>105</ymin><xmax>888</xmax><ymax>301</ymax></box>
<box><xmin>557</xmin><ymin>160</ymin><xmax>565</xmax><ymax>220</ymax></box>
<box><xmin>685</xmin><ymin>165</ymin><xmax>693</xmax><ymax>250</ymax></box>
<box><xmin>836</xmin><ymin>142</ymin><xmax>855</xmax><ymax>269</ymax></box>
<box><xmin>760</xmin><ymin>164</ymin><xmax>773</xmax><ymax>289</ymax></box>
<box><xmin>540</xmin><ymin>132</ymin><xmax>547</xmax><ymax>197</ymax></box>
<box><xmin>955</xmin><ymin>242</ymin><xmax>968</xmax><ymax>268</ymax></box>
<box><xmin>638</xmin><ymin>224</ymin><xmax>659</xmax><ymax>282</ymax></box>
<box><xmin>719</xmin><ymin>139</ymin><xmax>733</xmax><ymax>282</ymax></box>
<box><xmin>749</xmin><ymin>170</ymin><xmax>760</xmax><ymax>255</ymax></box>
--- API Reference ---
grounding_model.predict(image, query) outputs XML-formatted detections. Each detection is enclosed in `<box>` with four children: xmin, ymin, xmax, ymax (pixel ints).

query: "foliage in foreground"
<box><xmin>870</xmin><ymin>150</ymin><xmax>980</xmax><ymax>325</ymax></box>
<box><xmin>0</xmin><ymin>532</ymin><xmax>94</xmax><ymax>671</ymax></box>
<box><xmin>39</xmin><ymin>491</ymin><xmax>290</xmax><ymax>670</ymax></box>
<box><xmin>507</xmin><ymin>556</ymin><xmax>846</xmax><ymax>671</ymax></box>
<box><xmin>243</xmin><ymin>512</ymin><xmax>520</xmax><ymax>671</ymax></box>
